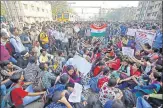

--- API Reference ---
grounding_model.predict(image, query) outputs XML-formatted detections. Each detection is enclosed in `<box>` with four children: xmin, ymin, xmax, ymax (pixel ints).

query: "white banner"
<box><xmin>72</xmin><ymin>55</ymin><xmax>92</xmax><ymax>76</ymax></box>
<box><xmin>127</xmin><ymin>28</ymin><xmax>137</xmax><ymax>36</ymax></box>
<box><xmin>135</xmin><ymin>30</ymin><xmax>156</xmax><ymax>50</ymax></box>
<box><xmin>122</xmin><ymin>47</ymin><xmax>134</xmax><ymax>57</ymax></box>
<box><xmin>68</xmin><ymin>83</ymin><xmax>82</xmax><ymax>102</ymax></box>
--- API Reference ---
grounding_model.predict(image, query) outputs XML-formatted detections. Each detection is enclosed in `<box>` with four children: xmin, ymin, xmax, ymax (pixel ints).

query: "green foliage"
<box><xmin>104</xmin><ymin>7</ymin><xmax>136</xmax><ymax>22</ymax></box>
<box><xmin>51</xmin><ymin>1</ymin><xmax>74</xmax><ymax>16</ymax></box>
<box><xmin>1</xmin><ymin>2</ymin><xmax>6</xmax><ymax>16</ymax></box>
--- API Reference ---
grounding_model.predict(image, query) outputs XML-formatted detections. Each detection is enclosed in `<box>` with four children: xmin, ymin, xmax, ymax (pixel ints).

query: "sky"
<box><xmin>68</xmin><ymin>1</ymin><xmax>139</xmax><ymax>19</ymax></box>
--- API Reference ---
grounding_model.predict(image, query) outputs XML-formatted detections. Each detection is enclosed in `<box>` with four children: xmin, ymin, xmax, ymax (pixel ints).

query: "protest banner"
<box><xmin>127</xmin><ymin>28</ymin><xmax>137</xmax><ymax>36</ymax></box>
<box><xmin>122</xmin><ymin>47</ymin><xmax>134</xmax><ymax>57</ymax></box>
<box><xmin>72</xmin><ymin>55</ymin><xmax>92</xmax><ymax>76</ymax></box>
<box><xmin>68</xmin><ymin>83</ymin><xmax>82</xmax><ymax>102</ymax></box>
<box><xmin>135</xmin><ymin>30</ymin><xmax>156</xmax><ymax>50</ymax></box>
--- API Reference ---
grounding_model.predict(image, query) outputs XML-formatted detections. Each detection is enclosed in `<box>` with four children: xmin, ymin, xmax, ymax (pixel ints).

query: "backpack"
<box><xmin>122</xmin><ymin>89</ymin><xmax>137</xmax><ymax>108</ymax></box>
<box><xmin>3</xmin><ymin>85</ymin><xmax>19</xmax><ymax>107</ymax></box>
<box><xmin>5</xmin><ymin>37</ymin><xmax>16</xmax><ymax>56</ymax></box>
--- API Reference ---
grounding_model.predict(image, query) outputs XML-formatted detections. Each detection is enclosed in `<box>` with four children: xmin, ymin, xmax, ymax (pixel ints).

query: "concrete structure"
<box><xmin>135</xmin><ymin>1</ymin><xmax>162</xmax><ymax>21</ymax></box>
<box><xmin>3</xmin><ymin>1</ymin><xmax>53</xmax><ymax>27</ymax></box>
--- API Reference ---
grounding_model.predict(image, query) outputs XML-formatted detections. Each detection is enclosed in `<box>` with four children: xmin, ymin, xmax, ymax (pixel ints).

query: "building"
<box><xmin>3</xmin><ymin>1</ymin><xmax>53</xmax><ymax>27</ymax></box>
<box><xmin>121</xmin><ymin>7</ymin><xmax>137</xmax><ymax>22</ymax></box>
<box><xmin>135</xmin><ymin>1</ymin><xmax>162</xmax><ymax>22</ymax></box>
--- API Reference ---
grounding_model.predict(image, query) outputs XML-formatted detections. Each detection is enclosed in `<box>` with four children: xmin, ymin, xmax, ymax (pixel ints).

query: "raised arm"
<box><xmin>131</xmin><ymin>57</ymin><xmax>144</xmax><ymax>65</ymax></box>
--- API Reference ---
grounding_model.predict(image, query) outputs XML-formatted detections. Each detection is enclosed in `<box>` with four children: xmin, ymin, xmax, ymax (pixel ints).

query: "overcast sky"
<box><xmin>68</xmin><ymin>1</ymin><xmax>139</xmax><ymax>19</ymax></box>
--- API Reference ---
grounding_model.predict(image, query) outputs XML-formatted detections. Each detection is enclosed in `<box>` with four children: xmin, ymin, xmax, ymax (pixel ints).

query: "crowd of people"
<box><xmin>0</xmin><ymin>21</ymin><xmax>163</xmax><ymax>108</ymax></box>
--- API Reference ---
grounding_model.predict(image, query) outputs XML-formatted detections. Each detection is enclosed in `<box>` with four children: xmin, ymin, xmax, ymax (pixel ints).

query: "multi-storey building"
<box><xmin>3</xmin><ymin>1</ymin><xmax>53</xmax><ymax>27</ymax></box>
<box><xmin>135</xmin><ymin>1</ymin><xmax>162</xmax><ymax>22</ymax></box>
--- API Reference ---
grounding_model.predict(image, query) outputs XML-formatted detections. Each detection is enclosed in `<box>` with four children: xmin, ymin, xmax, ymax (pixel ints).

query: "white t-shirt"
<box><xmin>62</xmin><ymin>33</ymin><xmax>68</xmax><ymax>43</ymax></box>
<box><xmin>55</xmin><ymin>31</ymin><xmax>60</xmax><ymax>40</ymax></box>
<box><xmin>144</xmin><ymin>62</ymin><xmax>152</xmax><ymax>75</ymax></box>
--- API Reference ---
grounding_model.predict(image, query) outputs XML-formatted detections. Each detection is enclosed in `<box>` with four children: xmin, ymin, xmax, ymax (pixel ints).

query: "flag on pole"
<box><xmin>90</xmin><ymin>24</ymin><xmax>107</xmax><ymax>37</ymax></box>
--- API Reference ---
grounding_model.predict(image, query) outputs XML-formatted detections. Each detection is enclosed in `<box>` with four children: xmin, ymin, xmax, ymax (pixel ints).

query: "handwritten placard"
<box><xmin>122</xmin><ymin>47</ymin><xmax>134</xmax><ymax>57</ymax></box>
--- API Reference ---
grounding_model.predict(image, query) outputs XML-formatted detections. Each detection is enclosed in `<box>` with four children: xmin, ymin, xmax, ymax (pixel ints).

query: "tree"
<box><xmin>51</xmin><ymin>1</ymin><xmax>74</xmax><ymax>16</ymax></box>
<box><xmin>104</xmin><ymin>7</ymin><xmax>136</xmax><ymax>22</ymax></box>
<box><xmin>1</xmin><ymin>1</ymin><xmax>6</xmax><ymax>16</ymax></box>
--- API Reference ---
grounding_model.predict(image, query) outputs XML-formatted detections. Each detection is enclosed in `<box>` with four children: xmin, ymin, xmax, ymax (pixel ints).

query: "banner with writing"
<box><xmin>72</xmin><ymin>55</ymin><xmax>92</xmax><ymax>76</ymax></box>
<box><xmin>68</xmin><ymin>83</ymin><xmax>82</xmax><ymax>102</ymax></box>
<box><xmin>122</xmin><ymin>47</ymin><xmax>134</xmax><ymax>57</ymax></box>
<box><xmin>135</xmin><ymin>30</ymin><xmax>156</xmax><ymax>50</ymax></box>
<box><xmin>127</xmin><ymin>28</ymin><xmax>137</xmax><ymax>36</ymax></box>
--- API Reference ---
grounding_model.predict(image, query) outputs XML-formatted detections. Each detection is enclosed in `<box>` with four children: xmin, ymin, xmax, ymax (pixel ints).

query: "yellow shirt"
<box><xmin>40</xmin><ymin>32</ymin><xmax>49</xmax><ymax>45</ymax></box>
<box><xmin>122</xmin><ymin>37</ymin><xmax>128</xmax><ymax>45</ymax></box>
<box><xmin>39</xmin><ymin>55</ymin><xmax>48</xmax><ymax>63</ymax></box>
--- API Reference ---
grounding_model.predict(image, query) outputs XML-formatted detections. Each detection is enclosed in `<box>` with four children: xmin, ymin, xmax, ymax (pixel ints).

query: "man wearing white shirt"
<box><xmin>66</xmin><ymin>27</ymin><xmax>73</xmax><ymax>49</ymax></box>
<box><xmin>61</xmin><ymin>29</ymin><xmax>69</xmax><ymax>55</ymax></box>
<box><xmin>55</xmin><ymin>28</ymin><xmax>62</xmax><ymax>50</ymax></box>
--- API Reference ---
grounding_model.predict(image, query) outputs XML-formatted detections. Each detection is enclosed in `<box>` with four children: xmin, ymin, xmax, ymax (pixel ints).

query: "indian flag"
<box><xmin>90</xmin><ymin>24</ymin><xmax>107</xmax><ymax>37</ymax></box>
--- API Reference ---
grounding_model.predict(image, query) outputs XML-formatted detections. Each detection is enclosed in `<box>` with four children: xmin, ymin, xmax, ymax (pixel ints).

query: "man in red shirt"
<box><xmin>10</xmin><ymin>72</ymin><xmax>45</xmax><ymax>108</ymax></box>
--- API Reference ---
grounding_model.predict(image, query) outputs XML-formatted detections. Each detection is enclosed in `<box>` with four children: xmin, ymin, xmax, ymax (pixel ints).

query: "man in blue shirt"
<box><xmin>9</xmin><ymin>27</ymin><xmax>26</xmax><ymax>58</ymax></box>
<box><xmin>120</xmin><ymin>24</ymin><xmax>127</xmax><ymax>36</ymax></box>
<box><xmin>20</xmin><ymin>27</ymin><xmax>32</xmax><ymax>52</ymax></box>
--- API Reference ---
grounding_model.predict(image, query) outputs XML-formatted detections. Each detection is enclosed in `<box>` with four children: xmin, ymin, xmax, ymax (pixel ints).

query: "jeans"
<box><xmin>55</xmin><ymin>39</ymin><xmax>62</xmax><ymax>50</ymax></box>
<box><xmin>23</xmin><ymin>85</ymin><xmax>40</xmax><ymax>106</ymax></box>
<box><xmin>68</xmin><ymin>38</ymin><xmax>72</xmax><ymax>49</ymax></box>
<box><xmin>62</xmin><ymin>42</ymin><xmax>69</xmax><ymax>56</ymax></box>
<box><xmin>25</xmin><ymin>47</ymin><xmax>29</xmax><ymax>52</ymax></box>
<box><xmin>0</xmin><ymin>85</ymin><xmax>7</xmax><ymax>108</ymax></box>
<box><xmin>4</xmin><ymin>80</ymin><xmax>13</xmax><ymax>88</ymax></box>
<box><xmin>8</xmin><ymin>56</ymin><xmax>17</xmax><ymax>64</ymax></box>
<box><xmin>0</xmin><ymin>85</ymin><xmax>6</xmax><ymax>96</ymax></box>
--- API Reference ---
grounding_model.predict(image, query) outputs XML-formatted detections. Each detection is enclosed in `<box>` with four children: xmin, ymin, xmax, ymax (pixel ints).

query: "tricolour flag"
<box><xmin>90</xmin><ymin>24</ymin><xmax>107</xmax><ymax>37</ymax></box>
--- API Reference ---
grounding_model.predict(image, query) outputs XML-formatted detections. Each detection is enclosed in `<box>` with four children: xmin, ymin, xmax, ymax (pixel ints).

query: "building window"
<box><xmin>24</xmin><ymin>4</ymin><xmax>28</xmax><ymax>9</ymax></box>
<box><xmin>37</xmin><ymin>7</ymin><xmax>39</xmax><ymax>11</ymax></box>
<box><xmin>152</xmin><ymin>12</ymin><xmax>157</xmax><ymax>16</ymax></box>
<box><xmin>31</xmin><ymin>5</ymin><xmax>34</xmax><ymax>11</ymax></box>
<box><xmin>147</xmin><ymin>13</ymin><xmax>151</xmax><ymax>17</ymax></box>
<box><xmin>159</xmin><ymin>3</ymin><xmax>162</xmax><ymax>7</ymax></box>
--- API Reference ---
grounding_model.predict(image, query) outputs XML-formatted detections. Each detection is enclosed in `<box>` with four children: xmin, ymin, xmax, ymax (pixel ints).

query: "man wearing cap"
<box><xmin>0</xmin><ymin>31</ymin><xmax>17</xmax><ymax>64</ymax></box>
<box><xmin>20</xmin><ymin>27</ymin><xmax>32</xmax><ymax>52</ymax></box>
<box><xmin>9</xmin><ymin>27</ymin><xmax>25</xmax><ymax>58</ymax></box>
